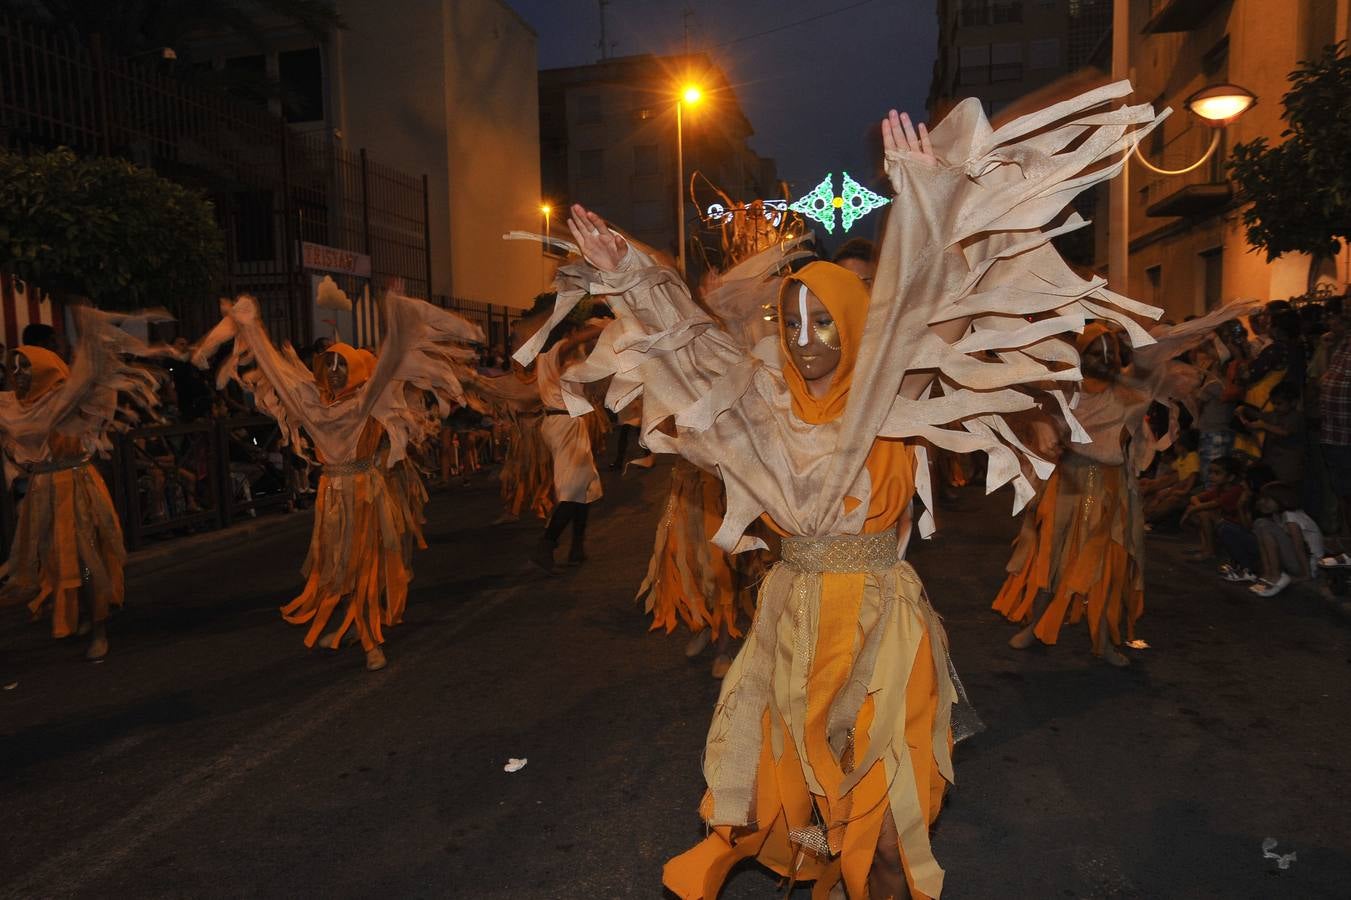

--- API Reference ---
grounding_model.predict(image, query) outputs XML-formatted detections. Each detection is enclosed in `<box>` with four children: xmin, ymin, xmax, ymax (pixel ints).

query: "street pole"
<box><xmin>1109</xmin><ymin>0</ymin><xmax>1130</xmax><ymax>297</ymax></box>
<box><xmin>676</xmin><ymin>99</ymin><xmax>686</xmax><ymax>278</ymax></box>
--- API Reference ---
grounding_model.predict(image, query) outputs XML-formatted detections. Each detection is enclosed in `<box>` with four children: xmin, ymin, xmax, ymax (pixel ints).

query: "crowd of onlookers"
<box><xmin>1140</xmin><ymin>293</ymin><xmax>1351</xmax><ymax>597</ymax></box>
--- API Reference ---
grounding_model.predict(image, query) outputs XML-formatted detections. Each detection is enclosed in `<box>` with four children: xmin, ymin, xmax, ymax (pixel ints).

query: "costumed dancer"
<box><xmin>0</xmin><ymin>308</ymin><xmax>168</xmax><ymax>660</ymax></box>
<box><xmin>636</xmin><ymin>227</ymin><xmax>811</xmax><ymax>678</ymax></box>
<box><xmin>471</xmin><ymin>365</ymin><xmax>554</xmax><ymax>524</ymax></box>
<box><xmin>194</xmin><ymin>293</ymin><xmax>482</xmax><ymax>671</ymax></box>
<box><xmin>995</xmin><ymin>304</ymin><xmax>1252</xmax><ymax>665</ymax></box>
<box><xmin>513</xmin><ymin>83</ymin><xmax>1160</xmax><ymax>898</ymax></box>
<box><xmin>528</xmin><ymin>315</ymin><xmax>605</xmax><ymax>573</ymax></box>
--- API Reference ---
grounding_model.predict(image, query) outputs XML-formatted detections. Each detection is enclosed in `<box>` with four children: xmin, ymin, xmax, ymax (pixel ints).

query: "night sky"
<box><xmin>506</xmin><ymin>0</ymin><xmax>938</xmax><ymax>225</ymax></box>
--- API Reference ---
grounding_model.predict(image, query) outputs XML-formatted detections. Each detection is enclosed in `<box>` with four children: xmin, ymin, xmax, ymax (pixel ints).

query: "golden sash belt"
<box><xmin>321</xmin><ymin>456</ymin><xmax>375</xmax><ymax>476</ymax></box>
<box><xmin>780</xmin><ymin>527</ymin><xmax>899</xmax><ymax>573</ymax></box>
<box><xmin>26</xmin><ymin>455</ymin><xmax>92</xmax><ymax>475</ymax></box>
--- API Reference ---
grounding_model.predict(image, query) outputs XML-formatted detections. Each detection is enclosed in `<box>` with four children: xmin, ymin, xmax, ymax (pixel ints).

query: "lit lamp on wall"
<box><xmin>1132</xmin><ymin>82</ymin><xmax>1257</xmax><ymax>176</ymax></box>
<box><xmin>540</xmin><ymin>204</ymin><xmax>553</xmax><ymax>253</ymax></box>
<box><xmin>675</xmin><ymin>84</ymin><xmax>703</xmax><ymax>277</ymax></box>
<box><xmin>1116</xmin><ymin>82</ymin><xmax>1256</xmax><ymax>298</ymax></box>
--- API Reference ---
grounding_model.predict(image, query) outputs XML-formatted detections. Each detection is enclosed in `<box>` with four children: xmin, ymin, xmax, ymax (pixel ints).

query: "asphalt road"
<box><xmin>2</xmin><ymin>459</ymin><xmax>1349</xmax><ymax>899</ymax></box>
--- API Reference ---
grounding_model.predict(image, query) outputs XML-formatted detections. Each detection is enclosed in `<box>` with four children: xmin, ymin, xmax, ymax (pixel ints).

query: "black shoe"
<box><xmin>566</xmin><ymin>548</ymin><xmax>588</xmax><ymax>567</ymax></box>
<box><xmin>531</xmin><ymin>536</ymin><xmax>556</xmax><ymax>573</ymax></box>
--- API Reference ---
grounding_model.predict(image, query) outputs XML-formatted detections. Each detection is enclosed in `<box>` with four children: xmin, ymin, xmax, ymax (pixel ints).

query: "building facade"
<box><xmin>928</xmin><ymin>0</ymin><xmax>1113</xmax><ymax>120</ymax></box>
<box><xmin>539</xmin><ymin>53</ymin><xmax>778</xmax><ymax>274</ymax></box>
<box><xmin>1111</xmin><ymin>0</ymin><xmax>1350</xmax><ymax>319</ymax></box>
<box><xmin>185</xmin><ymin>0</ymin><xmax>547</xmax><ymax>318</ymax></box>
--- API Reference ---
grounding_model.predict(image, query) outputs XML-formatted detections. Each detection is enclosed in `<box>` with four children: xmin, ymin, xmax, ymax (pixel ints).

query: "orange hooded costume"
<box><xmin>993</xmin><ymin>323</ymin><xmax>1146</xmax><ymax>650</ymax></box>
<box><xmin>0</xmin><ymin>310</ymin><xmax>164</xmax><ymax>638</ymax></box>
<box><xmin>663</xmin><ymin>262</ymin><xmax>953</xmax><ymax>900</ymax></box>
<box><xmin>194</xmin><ymin>295</ymin><xmax>483</xmax><ymax>656</ymax></box>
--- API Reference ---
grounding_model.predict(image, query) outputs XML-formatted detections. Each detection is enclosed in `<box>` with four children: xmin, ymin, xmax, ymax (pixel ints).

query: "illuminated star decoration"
<box><xmin>789</xmin><ymin>172</ymin><xmax>890</xmax><ymax>234</ymax></box>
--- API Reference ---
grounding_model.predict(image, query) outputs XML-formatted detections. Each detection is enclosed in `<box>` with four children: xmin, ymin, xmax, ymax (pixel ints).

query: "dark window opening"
<box><xmin>279</xmin><ymin>47</ymin><xmax>325</xmax><ymax>123</ymax></box>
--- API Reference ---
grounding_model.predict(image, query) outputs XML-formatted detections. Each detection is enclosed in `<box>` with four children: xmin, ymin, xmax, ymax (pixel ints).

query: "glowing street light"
<box><xmin>540</xmin><ymin>204</ymin><xmax>553</xmax><ymax>253</ymax></box>
<box><xmin>1186</xmin><ymin>83</ymin><xmax>1257</xmax><ymax>126</ymax></box>
<box><xmin>675</xmin><ymin>83</ymin><xmax>704</xmax><ymax>277</ymax></box>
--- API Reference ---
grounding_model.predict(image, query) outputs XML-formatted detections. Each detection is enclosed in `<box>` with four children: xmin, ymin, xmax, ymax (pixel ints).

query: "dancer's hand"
<box><xmin>882</xmin><ymin>110</ymin><xmax>937</xmax><ymax>194</ymax></box>
<box><xmin>881</xmin><ymin>110</ymin><xmax>936</xmax><ymax>166</ymax></box>
<box><xmin>566</xmin><ymin>204</ymin><xmax>628</xmax><ymax>272</ymax></box>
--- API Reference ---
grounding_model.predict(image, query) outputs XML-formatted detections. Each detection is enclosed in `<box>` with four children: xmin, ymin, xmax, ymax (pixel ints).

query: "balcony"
<box><xmin>1142</xmin><ymin>0</ymin><xmax>1226</xmax><ymax>34</ymax></box>
<box><xmin>1146</xmin><ymin>182</ymin><xmax>1232</xmax><ymax>217</ymax></box>
<box><xmin>1140</xmin><ymin>125</ymin><xmax>1233</xmax><ymax>218</ymax></box>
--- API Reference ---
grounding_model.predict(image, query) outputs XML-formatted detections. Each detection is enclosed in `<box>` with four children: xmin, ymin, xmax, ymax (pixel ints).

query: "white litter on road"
<box><xmin>503</xmin><ymin>757</ymin><xmax>528</xmax><ymax>773</ymax></box>
<box><xmin>1262</xmin><ymin>838</ymin><xmax>1297</xmax><ymax>869</ymax></box>
<box><xmin>3</xmin><ymin>682</ymin><xmax>17</xmax><ymax>691</ymax></box>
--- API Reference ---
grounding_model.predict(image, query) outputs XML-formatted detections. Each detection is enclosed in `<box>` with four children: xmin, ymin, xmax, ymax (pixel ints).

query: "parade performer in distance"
<box><xmin>513</xmin><ymin>82</ymin><xmax>1160</xmax><ymax>899</ymax></box>
<box><xmin>0</xmin><ymin>307</ymin><xmax>167</xmax><ymax>660</ymax></box>
<box><xmin>528</xmin><ymin>315</ymin><xmax>605</xmax><ymax>573</ymax></box>
<box><xmin>995</xmin><ymin>305</ymin><xmax>1251</xmax><ymax>666</ymax></box>
<box><xmin>194</xmin><ymin>293</ymin><xmax>482</xmax><ymax>671</ymax></box>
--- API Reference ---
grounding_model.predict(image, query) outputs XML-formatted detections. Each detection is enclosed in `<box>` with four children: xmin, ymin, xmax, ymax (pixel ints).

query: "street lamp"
<box><xmin>540</xmin><ymin>204</ymin><xmax>552</xmax><ymax>252</ymax></box>
<box><xmin>1112</xmin><ymin>82</ymin><xmax>1257</xmax><ymax>297</ymax></box>
<box><xmin>1132</xmin><ymin>83</ymin><xmax>1258</xmax><ymax>176</ymax></box>
<box><xmin>675</xmin><ymin>84</ymin><xmax>703</xmax><ymax>277</ymax></box>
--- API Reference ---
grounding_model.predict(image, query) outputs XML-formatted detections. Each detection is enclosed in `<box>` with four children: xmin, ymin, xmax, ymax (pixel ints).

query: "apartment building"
<box><xmin>538</xmin><ymin>53</ymin><xmax>778</xmax><ymax>272</ymax></box>
<box><xmin>928</xmin><ymin>0</ymin><xmax>1113</xmax><ymax>120</ymax></box>
<box><xmin>1114</xmin><ymin>0</ymin><xmax>1350</xmax><ymax>318</ymax></box>
<box><xmin>184</xmin><ymin>0</ymin><xmax>547</xmax><ymax>314</ymax></box>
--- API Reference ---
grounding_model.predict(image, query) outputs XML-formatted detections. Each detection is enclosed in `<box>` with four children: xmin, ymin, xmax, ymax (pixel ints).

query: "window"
<box><xmin>223</xmin><ymin>54</ymin><xmax>267</xmax><ymax>106</ymax></box>
<box><xmin>631</xmin><ymin>200</ymin><xmax>666</xmax><ymax>231</ymax></box>
<box><xmin>958</xmin><ymin>44</ymin><xmax>990</xmax><ymax>85</ymax></box>
<box><xmin>1145</xmin><ymin>265</ymin><xmax>1162</xmax><ymax>307</ymax></box>
<box><xmin>279</xmin><ymin>47</ymin><xmax>324</xmax><ymax>123</ymax></box>
<box><xmin>992</xmin><ymin>1</ymin><xmax>1023</xmax><ymax>23</ymax></box>
<box><xmin>960</xmin><ymin>0</ymin><xmax>989</xmax><ymax>27</ymax></box>
<box><xmin>1028</xmin><ymin>38</ymin><xmax>1061</xmax><ymax>70</ymax></box>
<box><xmin>234</xmin><ymin>190</ymin><xmax>275</xmax><ymax>263</ymax></box>
<box><xmin>990</xmin><ymin>42</ymin><xmax>1023</xmax><ymax>82</ymax></box>
<box><xmin>576</xmin><ymin>94</ymin><xmax>602</xmax><ymax>125</ymax></box>
<box><xmin>633</xmin><ymin>144</ymin><xmax>659</xmax><ymax>176</ymax></box>
<box><xmin>634</xmin><ymin>107</ymin><xmax>654</xmax><ymax>122</ymax></box>
<box><xmin>1200</xmin><ymin>247</ymin><xmax>1223</xmax><ymax>310</ymax></box>
<box><xmin>1149</xmin><ymin>95</ymin><xmax>1166</xmax><ymax>158</ymax></box>
<box><xmin>579</xmin><ymin>149</ymin><xmax>604</xmax><ymax>179</ymax></box>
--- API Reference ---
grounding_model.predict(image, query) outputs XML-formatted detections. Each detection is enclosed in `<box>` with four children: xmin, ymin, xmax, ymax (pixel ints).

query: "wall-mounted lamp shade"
<box><xmin>1186</xmin><ymin>84</ymin><xmax>1257</xmax><ymax>126</ymax></box>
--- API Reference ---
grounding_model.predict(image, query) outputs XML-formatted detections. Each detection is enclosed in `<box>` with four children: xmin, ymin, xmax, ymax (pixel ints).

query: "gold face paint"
<box><xmin>813</xmin><ymin>319</ymin><xmax>841</xmax><ymax>351</ymax></box>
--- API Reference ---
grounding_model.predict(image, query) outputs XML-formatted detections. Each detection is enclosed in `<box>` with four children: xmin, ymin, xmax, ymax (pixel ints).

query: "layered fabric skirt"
<box><xmin>282</xmin><ymin>461</ymin><xmax>409</xmax><ymax>651</ymax></box>
<box><xmin>637</xmin><ymin>459</ymin><xmax>750</xmax><ymax>638</ymax></box>
<box><xmin>385</xmin><ymin>454</ymin><xmax>429</xmax><ymax>570</ymax></box>
<box><xmin>499</xmin><ymin>413</ymin><xmax>554</xmax><ymax>520</ymax></box>
<box><xmin>664</xmin><ymin>529</ymin><xmax>958</xmax><ymax>900</ymax></box>
<box><xmin>0</xmin><ymin>461</ymin><xmax>125</xmax><ymax>638</ymax></box>
<box><xmin>993</xmin><ymin>453</ymin><xmax>1145</xmax><ymax>649</ymax></box>
<box><xmin>540</xmin><ymin>413</ymin><xmax>602</xmax><ymax>504</ymax></box>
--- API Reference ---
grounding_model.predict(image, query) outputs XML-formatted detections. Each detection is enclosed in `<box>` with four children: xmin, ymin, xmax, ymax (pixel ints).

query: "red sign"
<box><xmin>300</xmin><ymin>241</ymin><xmax>371</xmax><ymax>277</ymax></box>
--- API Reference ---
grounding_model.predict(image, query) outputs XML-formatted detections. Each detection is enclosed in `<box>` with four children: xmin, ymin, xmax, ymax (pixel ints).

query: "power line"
<box><xmin>710</xmin><ymin>0</ymin><xmax>876</xmax><ymax>49</ymax></box>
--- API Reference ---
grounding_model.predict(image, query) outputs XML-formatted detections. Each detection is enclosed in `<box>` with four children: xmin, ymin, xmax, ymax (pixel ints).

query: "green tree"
<box><xmin>0</xmin><ymin>147</ymin><xmax>224</xmax><ymax>311</ymax></box>
<box><xmin>1228</xmin><ymin>42</ymin><xmax>1351</xmax><ymax>261</ymax></box>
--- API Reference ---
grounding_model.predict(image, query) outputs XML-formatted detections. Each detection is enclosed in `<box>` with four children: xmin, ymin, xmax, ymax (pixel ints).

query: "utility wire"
<box><xmin>710</xmin><ymin>0</ymin><xmax>876</xmax><ymax>49</ymax></box>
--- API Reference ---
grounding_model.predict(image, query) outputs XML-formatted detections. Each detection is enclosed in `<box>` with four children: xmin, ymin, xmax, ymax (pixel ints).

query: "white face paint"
<box><xmin>796</xmin><ymin>284</ymin><xmax>811</xmax><ymax>347</ymax></box>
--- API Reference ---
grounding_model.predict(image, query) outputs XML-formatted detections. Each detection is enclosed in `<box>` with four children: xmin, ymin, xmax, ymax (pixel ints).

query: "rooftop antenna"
<box><xmin>682</xmin><ymin>4</ymin><xmax>693</xmax><ymax>56</ymax></box>
<box><xmin>598</xmin><ymin>0</ymin><xmax>612</xmax><ymax>60</ymax></box>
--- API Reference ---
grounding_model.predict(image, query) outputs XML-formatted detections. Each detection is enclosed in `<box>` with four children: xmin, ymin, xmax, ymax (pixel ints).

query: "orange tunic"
<box><xmin>665</xmin><ymin>439</ymin><xmax>952</xmax><ymax>900</ymax></box>
<box><xmin>281</xmin><ymin>420</ymin><xmax>410</xmax><ymax>652</ymax></box>
<box><xmin>2</xmin><ymin>433</ymin><xmax>126</xmax><ymax>638</ymax></box>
